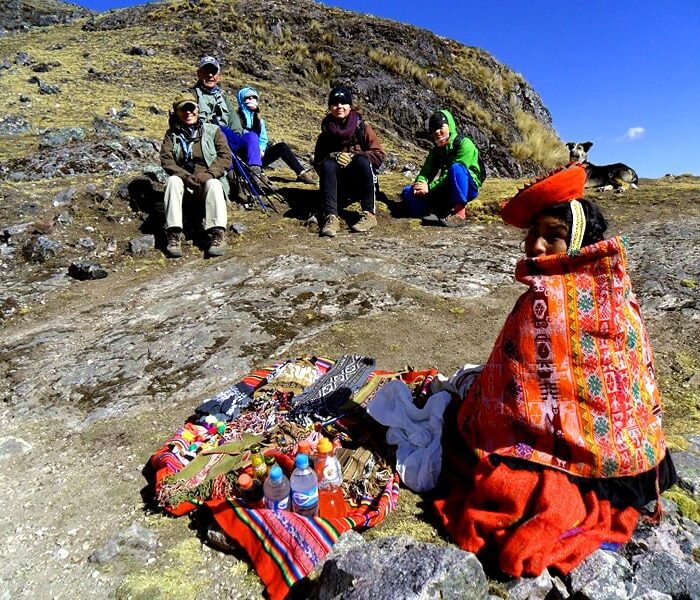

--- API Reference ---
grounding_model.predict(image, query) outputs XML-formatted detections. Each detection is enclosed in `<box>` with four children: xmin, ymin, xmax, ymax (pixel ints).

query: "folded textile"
<box><xmin>208</xmin><ymin>475</ymin><xmax>399</xmax><ymax>600</ymax></box>
<box><xmin>367</xmin><ymin>379</ymin><xmax>451</xmax><ymax>492</ymax></box>
<box><xmin>289</xmin><ymin>354</ymin><xmax>376</xmax><ymax>423</ymax></box>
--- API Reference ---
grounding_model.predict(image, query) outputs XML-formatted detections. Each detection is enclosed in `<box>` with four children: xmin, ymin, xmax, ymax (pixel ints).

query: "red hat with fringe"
<box><xmin>501</xmin><ymin>164</ymin><xmax>587</xmax><ymax>228</ymax></box>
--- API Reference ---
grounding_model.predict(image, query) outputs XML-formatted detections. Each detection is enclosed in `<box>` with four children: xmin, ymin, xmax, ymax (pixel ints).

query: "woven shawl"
<box><xmin>457</xmin><ymin>236</ymin><xmax>666</xmax><ymax>478</ymax></box>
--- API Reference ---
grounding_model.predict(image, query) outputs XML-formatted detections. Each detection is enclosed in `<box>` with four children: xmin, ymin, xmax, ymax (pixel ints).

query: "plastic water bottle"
<box><xmin>290</xmin><ymin>453</ymin><xmax>319</xmax><ymax>517</ymax></box>
<box><xmin>263</xmin><ymin>465</ymin><xmax>291</xmax><ymax>511</ymax></box>
<box><xmin>315</xmin><ymin>437</ymin><xmax>345</xmax><ymax>518</ymax></box>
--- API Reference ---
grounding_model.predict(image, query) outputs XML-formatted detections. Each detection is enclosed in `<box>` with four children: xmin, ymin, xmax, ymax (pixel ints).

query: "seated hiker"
<box><xmin>313</xmin><ymin>85</ymin><xmax>385</xmax><ymax>237</ymax></box>
<box><xmin>401</xmin><ymin>109</ymin><xmax>484</xmax><ymax>227</ymax></box>
<box><xmin>160</xmin><ymin>92</ymin><xmax>231</xmax><ymax>258</ymax></box>
<box><xmin>236</xmin><ymin>85</ymin><xmax>316</xmax><ymax>185</ymax></box>
<box><xmin>434</xmin><ymin>165</ymin><xmax>676</xmax><ymax>578</ymax></box>
<box><xmin>190</xmin><ymin>56</ymin><xmax>265</xmax><ymax>181</ymax></box>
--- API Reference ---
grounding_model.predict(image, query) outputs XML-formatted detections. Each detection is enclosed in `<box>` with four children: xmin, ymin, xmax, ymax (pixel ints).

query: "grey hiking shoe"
<box><xmin>350</xmin><ymin>210</ymin><xmax>377</xmax><ymax>233</ymax></box>
<box><xmin>438</xmin><ymin>212</ymin><xmax>467</xmax><ymax>228</ymax></box>
<box><xmin>321</xmin><ymin>214</ymin><xmax>341</xmax><ymax>238</ymax></box>
<box><xmin>296</xmin><ymin>168</ymin><xmax>317</xmax><ymax>185</ymax></box>
<box><xmin>207</xmin><ymin>227</ymin><xmax>227</xmax><ymax>257</ymax></box>
<box><xmin>165</xmin><ymin>228</ymin><xmax>182</xmax><ymax>258</ymax></box>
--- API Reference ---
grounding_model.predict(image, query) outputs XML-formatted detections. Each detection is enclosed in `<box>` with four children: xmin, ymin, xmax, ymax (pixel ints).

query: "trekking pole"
<box><xmin>231</xmin><ymin>153</ymin><xmax>268</xmax><ymax>212</ymax></box>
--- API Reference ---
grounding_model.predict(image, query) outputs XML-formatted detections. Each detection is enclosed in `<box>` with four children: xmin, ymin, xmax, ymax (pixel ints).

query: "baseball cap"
<box><xmin>198</xmin><ymin>55</ymin><xmax>220</xmax><ymax>72</ymax></box>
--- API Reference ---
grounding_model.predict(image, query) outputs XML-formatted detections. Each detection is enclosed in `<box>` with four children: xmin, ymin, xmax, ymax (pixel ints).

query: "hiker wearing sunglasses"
<box><xmin>160</xmin><ymin>92</ymin><xmax>231</xmax><ymax>259</ymax></box>
<box><xmin>236</xmin><ymin>86</ymin><xmax>317</xmax><ymax>185</ymax></box>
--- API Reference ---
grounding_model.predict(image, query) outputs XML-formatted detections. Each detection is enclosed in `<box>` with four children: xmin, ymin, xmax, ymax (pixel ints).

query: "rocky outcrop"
<box><xmin>0</xmin><ymin>0</ymin><xmax>90</xmax><ymax>33</ymax></box>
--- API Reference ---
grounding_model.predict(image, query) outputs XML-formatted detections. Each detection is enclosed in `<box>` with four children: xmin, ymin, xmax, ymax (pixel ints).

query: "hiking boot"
<box><xmin>296</xmin><ymin>168</ymin><xmax>317</xmax><ymax>185</ymax></box>
<box><xmin>438</xmin><ymin>212</ymin><xmax>468</xmax><ymax>228</ymax></box>
<box><xmin>207</xmin><ymin>227</ymin><xmax>227</xmax><ymax>257</ymax></box>
<box><xmin>350</xmin><ymin>210</ymin><xmax>377</xmax><ymax>233</ymax></box>
<box><xmin>165</xmin><ymin>228</ymin><xmax>182</xmax><ymax>258</ymax></box>
<box><xmin>421</xmin><ymin>213</ymin><xmax>441</xmax><ymax>226</ymax></box>
<box><xmin>321</xmin><ymin>214</ymin><xmax>341</xmax><ymax>238</ymax></box>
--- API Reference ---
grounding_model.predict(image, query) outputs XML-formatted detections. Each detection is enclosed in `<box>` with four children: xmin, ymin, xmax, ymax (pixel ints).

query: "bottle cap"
<box><xmin>317</xmin><ymin>437</ymin><xmax>333</xmax><ymax>454</ymax></box>
<box><xmin>295</xmin><ymin>453</ymin><xmax>309</xmax><ymax>469</ymax></box>
<box><xmin>250</xmin><ymin>444</ymin><xmax>261</xmax><ymax>453</ymax></box>
<box><xmin>238</xmin><ymin>473</ymin><xmax>253</xmax><ymax>489</ymax></box>
<box><xmin>269</xmin><ymin>465</ymin><xmax>283</xmax><ymax>482</ymax></box>
<box><xmin>265</xmin><ymin>455</ymin><xmax>276</xmax><ymax>466</ymax></box>
<box><xmin>297</xmin><ymin>440</ymin><xmax>311</xmax><ymax>455</ymax></box>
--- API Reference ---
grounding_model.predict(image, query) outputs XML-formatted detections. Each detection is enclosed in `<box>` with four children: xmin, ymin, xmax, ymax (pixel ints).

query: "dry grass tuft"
<box><xmin>510</xmin><ymin>109</ymin><xmax>568</xmax><ymax>170</ymax></box>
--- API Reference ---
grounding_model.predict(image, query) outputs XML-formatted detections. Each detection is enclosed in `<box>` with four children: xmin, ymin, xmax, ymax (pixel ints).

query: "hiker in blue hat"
<box><xmin>236</xmin><ymin>85</ymin><xmax>316</xmax><ymax>185</ymax></box>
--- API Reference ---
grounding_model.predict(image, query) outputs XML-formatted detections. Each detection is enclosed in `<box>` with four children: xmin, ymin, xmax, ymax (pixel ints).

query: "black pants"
<box><xmin>318</xmin><ymin>154</ymin><xmax>376</xmax><ymax>217</ymax></box>
<box><xmin>262</xmin><ymin>142</ymin><xmax>304</xmax><ymax>175</ymax></box>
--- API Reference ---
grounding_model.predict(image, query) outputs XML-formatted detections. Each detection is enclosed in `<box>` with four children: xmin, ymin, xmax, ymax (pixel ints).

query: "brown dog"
<box><xmin>566</xmin><ymin>142</ymin><xmax>638</xmax><ymax>191</ymax></box>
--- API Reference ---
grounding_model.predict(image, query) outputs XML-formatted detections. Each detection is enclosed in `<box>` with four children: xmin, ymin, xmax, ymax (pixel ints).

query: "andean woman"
<box><xmin>434</xmin><ymin>165</ymin><xmax>677</xmax><ymax>577</ymax></box>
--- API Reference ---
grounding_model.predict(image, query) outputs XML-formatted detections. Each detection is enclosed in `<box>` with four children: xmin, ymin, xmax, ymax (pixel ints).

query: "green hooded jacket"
<box><xmin>415</xmin><ymin>109</ymin><xmax>483</xmax><ymax>190</ymax></box>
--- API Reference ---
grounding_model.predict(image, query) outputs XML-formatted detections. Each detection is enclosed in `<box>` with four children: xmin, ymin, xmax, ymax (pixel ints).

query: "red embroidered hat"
<box><xmin>501</xmin><ymin>164</ymin><xmax>587</xmax><ymax>228</ymax></box>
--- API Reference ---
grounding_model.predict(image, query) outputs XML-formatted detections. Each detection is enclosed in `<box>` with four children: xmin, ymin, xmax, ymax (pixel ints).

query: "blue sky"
<box><xmin>73</xmin><ymin>0</ymin><xmax>700</xmax><ymax>178</ymax></box>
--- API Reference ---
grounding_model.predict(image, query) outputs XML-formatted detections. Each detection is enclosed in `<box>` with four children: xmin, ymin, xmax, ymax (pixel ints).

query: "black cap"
<box><xmin>428</xmin><ymin>111</ymin><xmax>449</xmax><ymax>131</ymax></box>
<box><xmin>328</xmin><ymin>85</ymin><xmax>353</xmax><ymax>106</ymax></box>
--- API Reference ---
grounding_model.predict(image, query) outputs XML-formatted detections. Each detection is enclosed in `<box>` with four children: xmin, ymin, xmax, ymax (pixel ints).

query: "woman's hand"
<box><xmin>413</xmin><ymin>181</ymin><xmax>429</xmax><ymax>196</ymax></box>
<box><xmin>330</xmin><ymin>152</ymin><xmax>354</xmax><ymax>168</ymax></box>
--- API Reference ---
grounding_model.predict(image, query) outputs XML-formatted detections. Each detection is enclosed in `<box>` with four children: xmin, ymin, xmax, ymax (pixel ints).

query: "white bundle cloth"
<box><xmin>367</xmin><ymin>379</ymin><xmax>451</xmax><ymax>492</ymax></box>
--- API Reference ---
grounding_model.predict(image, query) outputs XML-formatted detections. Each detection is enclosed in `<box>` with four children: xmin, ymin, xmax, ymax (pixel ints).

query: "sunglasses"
<box><xmin>178</xmin><ymin>104</ymin><xmax>198</xmax><ymax>113</ymax></box>
<box><xmin>244</xmin><ymin>95</ymin><xmax>258</xmax><ymax>101</ymax></box>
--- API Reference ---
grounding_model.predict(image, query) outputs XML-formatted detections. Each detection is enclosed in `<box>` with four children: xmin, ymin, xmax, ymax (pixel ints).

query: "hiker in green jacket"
<box><xmin>402</xmin><ymin>109</ymin><xmax>484</xmax><ymax>227</ymax></box>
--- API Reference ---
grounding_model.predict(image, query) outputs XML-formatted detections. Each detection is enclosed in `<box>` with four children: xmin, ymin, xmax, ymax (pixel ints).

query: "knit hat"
<box><xmin>198</xmin><ymin>55</ymin><xmax>220</xmax><ymax>72</ymax></box>
<box><xmin>428</xmin><ymin>111</ymin><xmax>449</xmax><ymax>131</ymax></box>
<box><xmin>501</xmin><ymin>165</ymin><xmax>587</xmax><ymax>228</ymax></box>
<box><xmin>328</xmin><ymin>85</ymin><xmax>353</xmax><ymax>106</ymax></box>
<box><xmin>172</xmin><ymin>92</ymin><xmax>198</xmax><ymax>112</ymax></box>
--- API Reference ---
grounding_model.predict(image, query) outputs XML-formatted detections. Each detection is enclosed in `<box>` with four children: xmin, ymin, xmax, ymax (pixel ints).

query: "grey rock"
<box><xmin>68</xmin><ymin>262</ymin><xmax>107</xmax><ymax>281</ymax></box>
<box><xmin>19</xmin><ymin>94</ymin><xmax>30</xmax><ymax>102</ymax></box>
<box><xmin>126</xmin><ymin>46</ymin><xmax>155</xmax><ymax>56</ymax></box>
<box><xmin>0</xmin><ymin>436</ymin><xmax>32</xmax><ymax>458</ymax></box>
<box><xmin>567</xmin><ymin>549</ymin><xmax>635</xmax><ymax>599</ymax></box>
<box><xmin>1</xmin><ymin>222</ymin><xmax>32</xmax><ymax>243</ymax></box>
<box><xmin>52</xmin><ymin>187</ymin><xmax>78</xmax><ymax>207</ymax></box>
<box><xmin>23</xmin><ymin>236</ymin><xmax>62</xmax><ymax>262</ymax></box>
<box><xmin>77</xmin><ymin>238</ymin><xmax>95</xmax><ymax>250</ymax></box>
<box><xmin>633</xmin><ymin>592</ymin><xmax>672</xmax><ymax>600</ymax></box>
<box><xmin>628</xmin><ymin>513</ymin><xmax>700</xmax><ymax>561</ymax></box>
<box><xmin>39</xmin><ymin>127</ymin><xmax>84</xmax><ymax>148</ymax></box>
<box><xmin>93</xmin><ymin>116</ymin><xmax>121</xmax><ymax>138</ymax></box>
<box><xmin>56</xmin><ymin>211</ymin><xmax>73</xmax><ymax>226</ymax></box>
<box><xmin>129</xmin><ymin>234</ymin><xmax>155</xmax><ymax>255</ymax></box>
<box><xmin>316</xmin><ymin>535</ymin><xmax>488</xmax><ymax>600</ymax></box>
<box><xmin>88</xmin><ymin>523</ymin><xmax>157</xmax><ymax>565</ymax></box>
<box><xmin>231</xmin><ymin>222</ymin><xmax>248</xmax><ymax>235</ymax></box>
<box><xmin>0</xmin><ymin>115</ymin><xmax>31</xmax><ymax>136</ymax></box>
<box><xmin>0</xmin><ymin>58</ymin><xmax>10</xmax><ymax>69</ymax></box>
<box><xmin>148</xmin><ymin>105</ymin><xmax>162</xmax><ymax>114</ymax></box>
<box><xmin>0</xmin><ymin>296</ymin><xmax>22</xmax><ymax>319</ymax></box>
<box><xmin>632</xmin><ymin>550</ymin><xmax>700</xmax><ymax>598</ymax></box>
<box><xmin>504</xmin><ymin>570</ymin><xmax>560</xmax><ymax>600</ymax></box>
<box><xmin>142</xmin><ymin>164</ymin><xmax>167</xmax><ymax>184</ymax></box>
<box><xmin>37</xmin><ymin>80</ymin><xmax>61</xmax><ymax>95</ymax></box>
<box><xmin>15</xmin><ymin>51</ymin><xmax>31</xmax><ymax>65</ymax></box>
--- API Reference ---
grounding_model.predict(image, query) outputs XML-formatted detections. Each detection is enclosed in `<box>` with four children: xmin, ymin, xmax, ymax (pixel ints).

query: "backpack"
<box><xmin>452</xmin><ymin>134</ymin><xmax>487</xmax><ymax>184</ymax></box>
